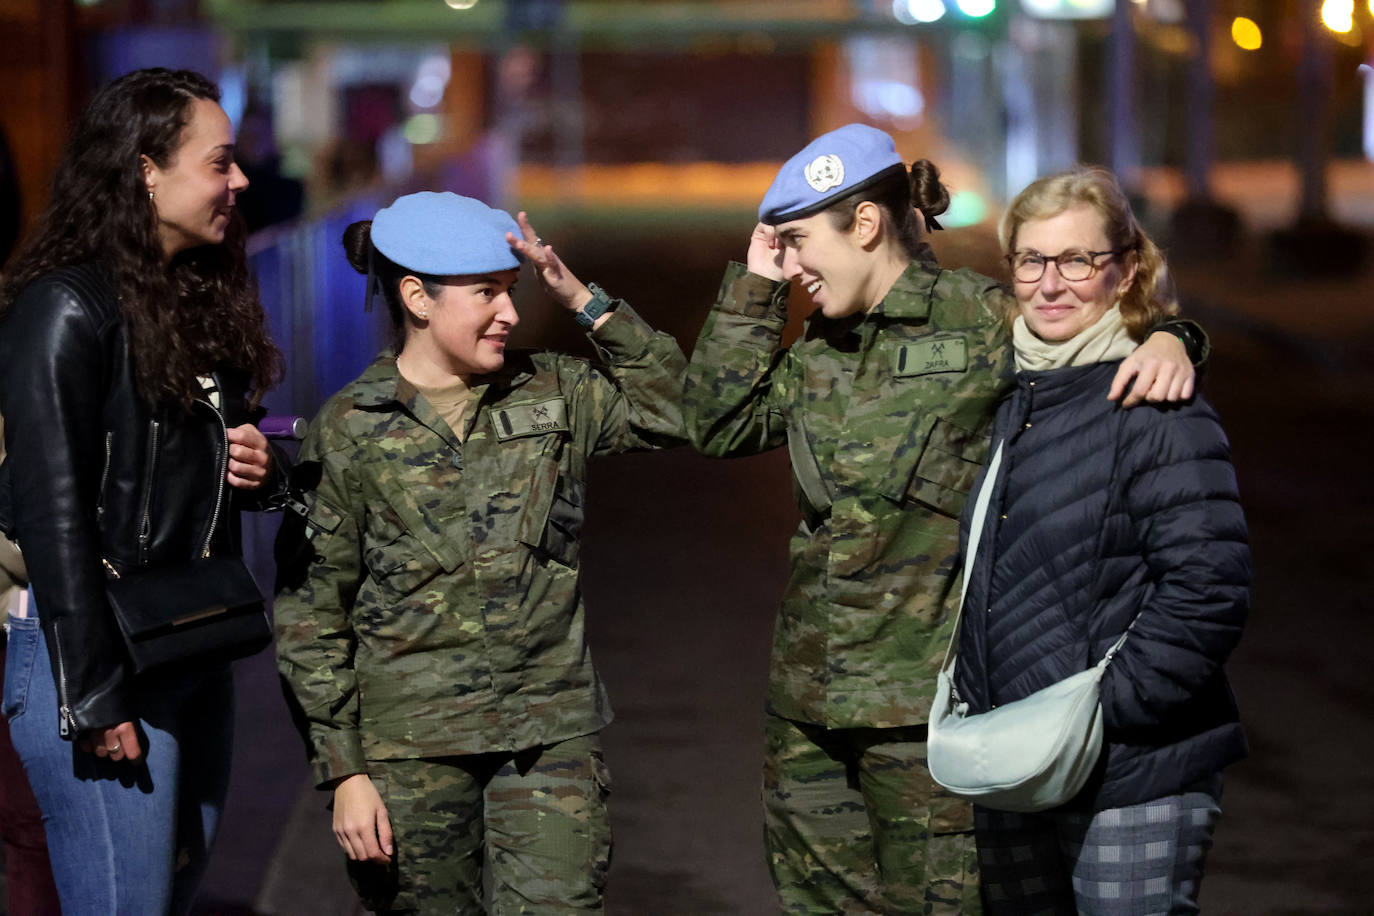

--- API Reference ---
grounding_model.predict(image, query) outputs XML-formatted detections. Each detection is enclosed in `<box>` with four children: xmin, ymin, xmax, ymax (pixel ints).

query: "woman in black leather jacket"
<box><xmin>0</xmin><ymin>68</ymin><xmax>284</xmax><ymax>914</ymax></box>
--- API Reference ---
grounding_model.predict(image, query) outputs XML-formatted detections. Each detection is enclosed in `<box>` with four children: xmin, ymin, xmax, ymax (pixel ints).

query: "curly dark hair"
<box><xmin>1</xmin><ymin>68</ymin><xmax>282</xmax><ymax>408</ymax></box>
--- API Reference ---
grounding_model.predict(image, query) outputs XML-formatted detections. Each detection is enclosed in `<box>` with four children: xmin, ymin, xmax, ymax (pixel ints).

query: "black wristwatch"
<box><xmin>574</xmin><ymin>284</ymin><xmax>615</xmax><ymax>330</ymax></box>
<box><xmin>1152</xmin><ymin>318</ymin><xmax>1211</xmax><ymax>367</ymax></box>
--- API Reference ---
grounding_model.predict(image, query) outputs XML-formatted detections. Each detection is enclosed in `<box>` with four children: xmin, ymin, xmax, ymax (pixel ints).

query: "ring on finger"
<box><xmin>108</xmin><ymin>743</ymin><xmax>121</xmax><ymax>753</ymax></box>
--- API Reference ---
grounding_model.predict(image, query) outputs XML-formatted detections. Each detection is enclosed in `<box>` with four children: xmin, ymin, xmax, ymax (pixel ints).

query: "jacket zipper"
<box><xmin>50</xmin><ymin>624</ymin><xmax>78</xmax><ymax>737</ymax></box>
<box><xmin>198</xmin><ymin>398</ymin><xmax>230</xmax><ymax>558</ymax></box>
<box><xmin>138</xmin><ymin>419</ymin><xmax>161</xmax><ymax>564</ymax></box>
<box><xmin>96</xmin><ymin>431</ymin><xmax>113</xmax><ymax>521</ymax></box>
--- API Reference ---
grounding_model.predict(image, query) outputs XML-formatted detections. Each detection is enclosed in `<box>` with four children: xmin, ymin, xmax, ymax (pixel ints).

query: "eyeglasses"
<box><xmin>1006</xmin><ymin>247</ymin><xmax>1128</xmax><ymax>283</ymax></box>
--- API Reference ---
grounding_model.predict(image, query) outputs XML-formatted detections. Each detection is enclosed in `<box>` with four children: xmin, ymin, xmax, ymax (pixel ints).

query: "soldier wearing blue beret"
<box><xmin>275</xmin><ymin>191</ymin><xmax>689</xmax><ymax>914</ymax></box>
<box><xmin>684</xmin><ymin>125</ymin><xmax>1205</xmax><ymax>912</ymax></box>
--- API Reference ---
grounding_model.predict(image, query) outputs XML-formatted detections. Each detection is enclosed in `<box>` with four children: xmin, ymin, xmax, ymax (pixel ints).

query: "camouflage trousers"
<box><xmin>763</xmin><ymin>714</ymin><xmax>980</xmax><ymax>915</ymax></box>
<box><xmin>348</xmin><ymin>733</ymin><xmax>612</xmax><ymax>915</ymax></box>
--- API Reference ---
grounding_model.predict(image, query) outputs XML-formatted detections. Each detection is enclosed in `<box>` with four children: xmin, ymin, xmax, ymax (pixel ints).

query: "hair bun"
<box><xmin>909</xmin><ymin>159</ymin><xmax>950</xmax><ymax>218</ymax></box>
<box><xmin>341</xmin><ymin>221</ymin><xmax>373</xmax><ymax>275</ymax></box>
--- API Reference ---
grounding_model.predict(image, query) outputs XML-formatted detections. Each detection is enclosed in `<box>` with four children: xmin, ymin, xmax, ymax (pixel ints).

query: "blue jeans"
<box><xmin>2</xmin><ymin>614</ymin><xmax>234</xmax><ymax>916</ymax></box>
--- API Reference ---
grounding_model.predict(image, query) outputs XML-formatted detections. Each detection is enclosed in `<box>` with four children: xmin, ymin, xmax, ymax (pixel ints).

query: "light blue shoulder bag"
<box><xmin>926</xmin><ymin>442</ymin><xmax>1131</xmax><ymax>813</ymax></box>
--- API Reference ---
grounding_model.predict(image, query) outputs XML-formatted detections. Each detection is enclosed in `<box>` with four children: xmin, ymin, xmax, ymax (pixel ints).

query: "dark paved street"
<box><xmin>183</xmin><ymin>217</ymin><xmax>1373</xmax><ymax>915</ymax></box>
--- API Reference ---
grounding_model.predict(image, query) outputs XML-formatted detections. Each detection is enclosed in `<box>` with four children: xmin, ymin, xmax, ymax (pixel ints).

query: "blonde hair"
<box><xmin>999</xmin><ymin>166</ymin><xmax>1178</xmax><ymax>341</ymax></box>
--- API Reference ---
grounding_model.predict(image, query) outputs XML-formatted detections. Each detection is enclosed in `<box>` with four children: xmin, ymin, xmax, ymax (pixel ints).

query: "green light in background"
<box><xmin>956</xmin><ymin>0</ymin><xmax>996</xmax><ymax>17</ymax></box>
<box><xmin>943</xmin><ymin>190</ymin><xmax>988</xmax><ymax>228</ymax></box>
<box><xmin>403</xmin><ymin>114</ymin><xmax>442</xmax><ymax>145</ymax></box>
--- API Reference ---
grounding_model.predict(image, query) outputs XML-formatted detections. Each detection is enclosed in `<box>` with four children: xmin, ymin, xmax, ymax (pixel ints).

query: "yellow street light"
<box><xmin>1231</xmin><ymin>17</ymin><xmax>1262</xmax><ymax>50</ymax></box>
<box><xmin>1321</xmin><ymin>0</ymin><xmax>1354</xmax><ymax>32</ymax></box>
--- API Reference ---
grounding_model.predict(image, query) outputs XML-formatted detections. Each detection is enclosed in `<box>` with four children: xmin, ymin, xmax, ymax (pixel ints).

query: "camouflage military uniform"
<box><xmin>685</xmin><ymin>261</ymin><xmax>1015</xmax><ymax>914</ymax></box>
<box><xmin>275</xmin><ymin>296</ymin><xmax>686</xmax><ymax>914</ymax></box>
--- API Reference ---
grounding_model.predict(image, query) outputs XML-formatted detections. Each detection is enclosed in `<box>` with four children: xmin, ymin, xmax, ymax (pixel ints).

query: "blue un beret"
<box><xmin>371</xmin><ymin>191</ymin><xmax>521</xmax><ymax>275</ymax></box>
<box><xmin>758</xmin><ymin>123</ymin><xmax>907</xmax><ymax>225</ymax></box>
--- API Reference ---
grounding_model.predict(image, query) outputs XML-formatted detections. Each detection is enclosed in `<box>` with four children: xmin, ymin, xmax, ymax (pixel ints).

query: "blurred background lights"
<box><xmin>1321</xmin><ymin>0</ymin><xmax>1354</xmax><ymax>32</ymax></box>
<box><xmin>409</xmin><ymin>54</ymin><xmax>452</xmax><ymax>109</ymax></box>
<box><xmin>402</xmin><ymin>113</ymin><xmax>442</xmax><ymax>145</ymax></box>
<box><xmin>1231</xmin><ymin>17</ymin><xmax>1263</xmax><ymax>50</ymax></box>
<box><xmin>894</xmin><ymin>0</ymin><xmax>947</xmax><ymax>23</ymax></box>
<box><xmin>941</xmin><ymin>190</ymin><xmax>988</xmax><ymax>228</ymax></box>
<box><xmin>444</xmin><ymin>0</ymin><xmax>478</xmax><ymax>9</ymax></box>
<box><xmin>1019</xmin><ymin>0</ymin><xmax>1112</xmax><ymax>16</ymax></box>
<box><xmin>1362</xmin><ymin>63</ymin><xmax>1374</xmax><ymax>162</ymax></box>
<box><xmin>956</xmin><ymin>0</ymin><xmax>996</xmax><ymax>16</ymax></box>
<box><xmin>855</xmin><ymin>81</ymin><xmax>926</xmax><ymax>122</ymax></box>
<box><xmin>409</xmin><ymin>74</ymin><xmax>446</xmax><ymax>108</ymax></box>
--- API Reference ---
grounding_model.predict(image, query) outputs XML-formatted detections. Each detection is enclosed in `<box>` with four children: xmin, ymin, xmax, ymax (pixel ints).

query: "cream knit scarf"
<box><xmin>1013</xmin><ymin>303</ymin><xmax>1136</xmax><ymax>372</ymax></box>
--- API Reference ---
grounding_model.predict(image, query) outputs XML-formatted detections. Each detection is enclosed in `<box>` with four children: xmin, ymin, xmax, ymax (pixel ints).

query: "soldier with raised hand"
<box><xmin>683</xmin><ymin>124</ymin><xmax>1207</xmax><ymax>913</ymax></box>
<box><xmin>274</xmin><ymin>191</ymin><xmax>688</xmax><ymax>915</ymax></box>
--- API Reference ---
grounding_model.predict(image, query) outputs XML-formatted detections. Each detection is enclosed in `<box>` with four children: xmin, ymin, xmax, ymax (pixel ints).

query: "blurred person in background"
<box><xmin>0</xmin><ymin>119</ymin><xmax>63</xmax><ymax>916</ymax></box>
<box><xmin>274</xmin><ymin>191</ymin><xmax>687</xmax><ymax>914</ymax></box>
<box><xmin>684</xmin><ymin>124</ymin><xmax>1207</xmax><ymax>914</ymax></box>
<box><xmin>0</xmin><ymin>68</ymin><xmax>285</xmax><ymax>914</ymax></box>
<box><xmin>0</xmin><ymin>453</ymin><xmax>61</xmax><ymax>916</ymax></box>
<box><xmin>233</xmin><ymin>105</ymin><xmax>304</xmax><ymax>234</ymax></box>
<box><xmin>955</xmin><ymin>166</ymin><xmax>1247</xmax><ymax>915</ymax></box>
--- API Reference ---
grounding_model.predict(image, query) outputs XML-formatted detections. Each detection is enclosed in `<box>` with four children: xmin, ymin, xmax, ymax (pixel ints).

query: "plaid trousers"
<box><xmin>974</xmin><ymin>777</ymin><xmax>1223</xmax><ymax>915</ymax></box>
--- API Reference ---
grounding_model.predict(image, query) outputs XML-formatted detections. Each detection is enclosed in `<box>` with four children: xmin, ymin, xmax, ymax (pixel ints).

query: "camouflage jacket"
<box><xmin>275</xmin><ymin>298</ymin><xmax>687</xmax><ymax>786</ymax></box>
<box><xmin>685</xmin><ymin>261</ymin><xmax>1015</xmax><ymax>729</ymax></box>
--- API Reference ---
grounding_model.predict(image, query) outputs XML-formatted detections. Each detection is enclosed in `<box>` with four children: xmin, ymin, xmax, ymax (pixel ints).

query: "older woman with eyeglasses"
<box><xmin>684</xmin><ymin>124</ymin><xmax>1216</xmax><ymax>913</ymax></box>
<box><xmin>952</xmin><ymin>166</ymin><xmax>1250</xmax><ymax>914</ymax></box>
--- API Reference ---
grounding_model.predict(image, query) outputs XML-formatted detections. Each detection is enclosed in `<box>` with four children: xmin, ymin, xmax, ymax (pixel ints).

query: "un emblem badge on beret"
<box><xmin>805</xmin><ymin>154</ymin><xmax>845</xmax><ymax>193</ymax></box>
<box><xmin>759</xmin><ymin>124</ymin><xmax>904</xmax><ymax>223</ymax></box>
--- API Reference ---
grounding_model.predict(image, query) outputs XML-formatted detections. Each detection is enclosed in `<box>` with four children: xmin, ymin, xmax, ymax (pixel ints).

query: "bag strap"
<box><xmin>939</xmin><ymin>440</ymin><xmax>1141</xmax><ymax>678</ymax></box>
<box><xmin>940</xmin><ymin>440</ymin><xmax>1004</xmax><ymax>675</ymax></box>
<box><xmin>1095</xmin><ymin>619</ymin><xmax>1135</xmax><ymax>671</ymax></box>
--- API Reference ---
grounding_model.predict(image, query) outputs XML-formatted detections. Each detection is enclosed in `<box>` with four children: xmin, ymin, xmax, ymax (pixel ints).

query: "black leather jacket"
<box><xmin>0</xmin><ymin>263</ymin><xmax>284</xmax><ymax>735</ymax></box>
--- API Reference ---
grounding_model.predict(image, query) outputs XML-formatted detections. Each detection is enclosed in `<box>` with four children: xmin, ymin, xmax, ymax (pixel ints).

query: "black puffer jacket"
<box><xmin>954</xmin><ymin>361</ymin><xmax>1249</xmax><ymax>810</ymax></box>
<box><xmin>0</xmin><ymin>263</ymin><xmax>282</xmax><ymax>735</ymax></box>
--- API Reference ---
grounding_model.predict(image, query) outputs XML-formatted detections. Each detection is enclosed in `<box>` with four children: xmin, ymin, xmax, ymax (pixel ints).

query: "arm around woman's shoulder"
<box><xmin>1100</xmin><ymin>396</ymin><xmax>1250</xmax><ymax>730</ymax></box>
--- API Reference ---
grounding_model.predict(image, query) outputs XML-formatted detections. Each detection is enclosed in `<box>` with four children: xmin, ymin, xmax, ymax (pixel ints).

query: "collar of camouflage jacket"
<box><xmin>870</xmin><ymin>259</ymin><xmax>941</xmax><ymax>321</ymax></box>
<box><xmin>349</xmin><ymin>351</ymin><xmax>536</xmax><ymax>410</ymax></box>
